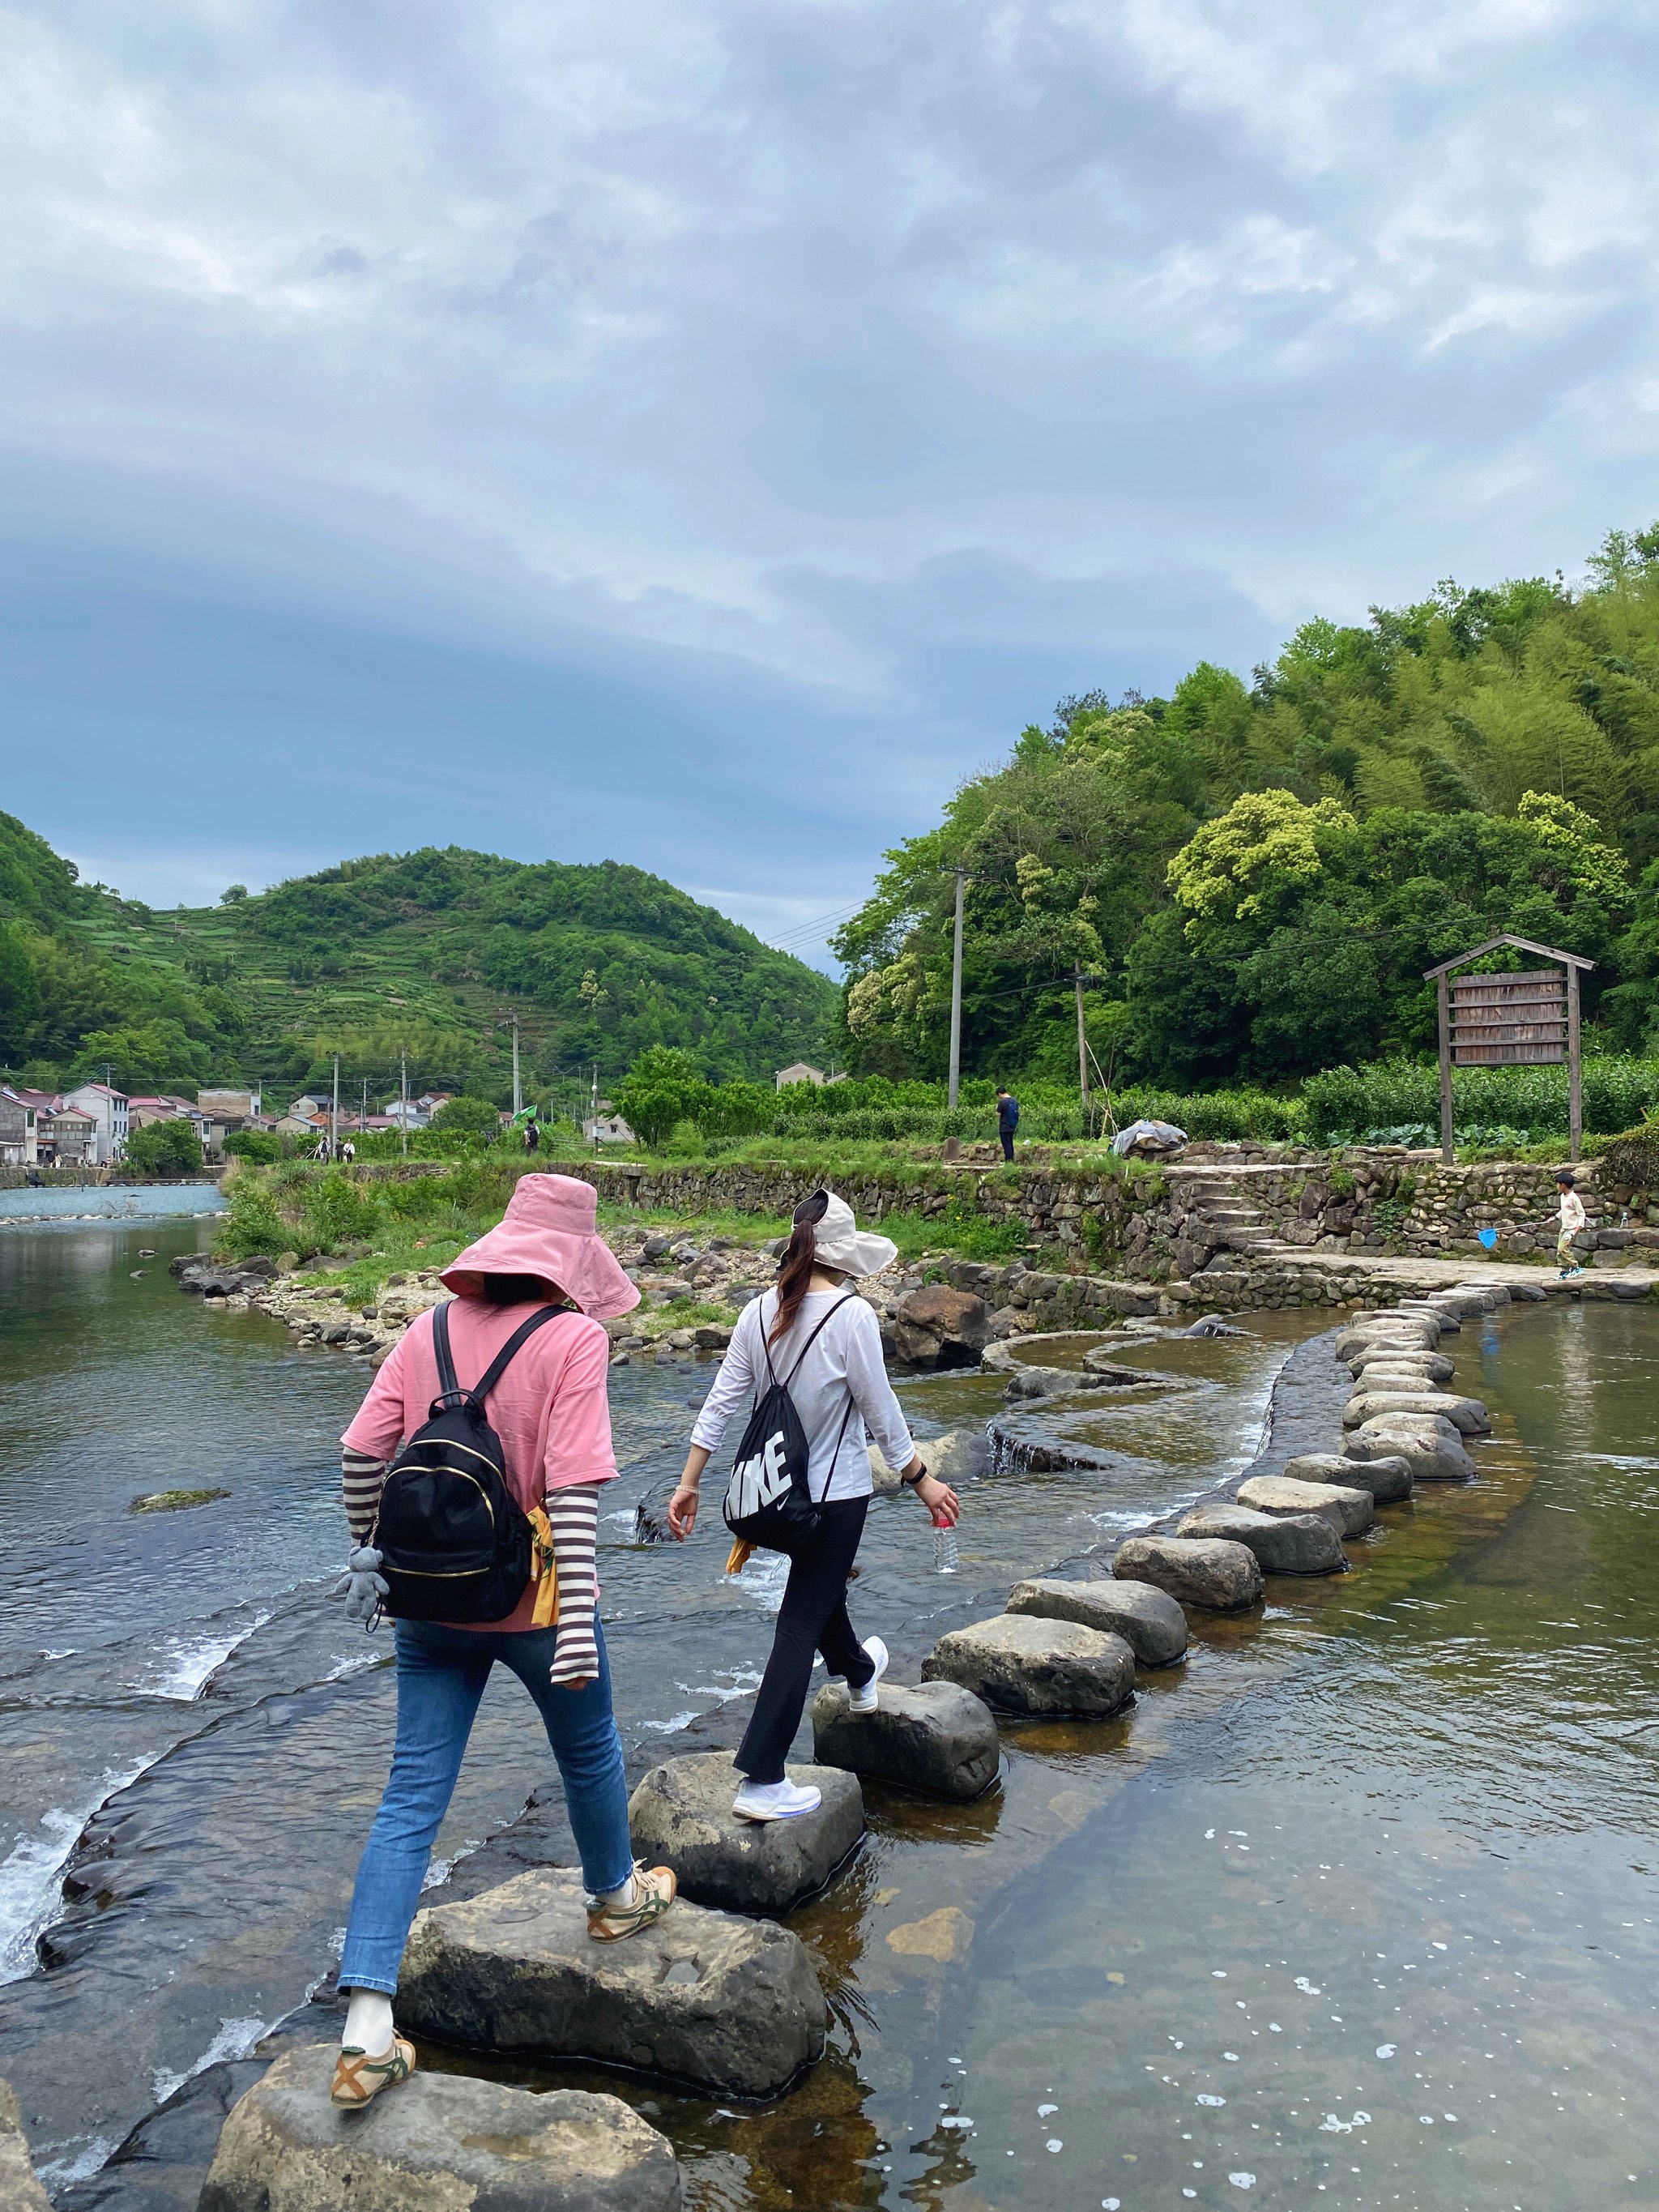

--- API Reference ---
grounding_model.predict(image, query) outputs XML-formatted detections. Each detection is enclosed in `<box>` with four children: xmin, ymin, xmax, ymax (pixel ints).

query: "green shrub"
<box><xmin>1304</xmin><ymin>1057</ymin><xmax>1659</xmax><ymax>1144</ymax></box>
<box><xmin>219</xmin><ymin>1173</ymin><xmax>287</xmax><ymax>1257</ymax></box>
<box><xmin>126</xmin><ymin>1118</ymin><xmax>204</xmax><ymax>1176</ymax></box>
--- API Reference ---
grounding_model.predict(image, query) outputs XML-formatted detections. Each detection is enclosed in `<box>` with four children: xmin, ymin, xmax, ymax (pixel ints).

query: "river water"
<box><xmin>2</xmin><ymin>1219</ymin><xmax>1657</xmax><ymax>2209</ymax></box>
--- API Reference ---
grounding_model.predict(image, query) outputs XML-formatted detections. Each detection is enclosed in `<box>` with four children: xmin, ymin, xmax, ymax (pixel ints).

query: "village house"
<box><xmin>0</xmin><ymin>1090</ymin><xmax>34</xmax><ymax>1167</ymax></box>
<box><xmin>774</xmin><ymin>1062</ymin><xmax>847</xmax><ymax>1090</ymax></box>
<box><xmin>45</xmin><ymin>1104</ymin><xmax>97</xmax><ymax>1165</ymax></box>
<box><xmin>198</xmin><ymin>1086</ymin><xmax>262</xmax><ymax>1120</ymax></box>
<box><xmin>62</xmin><ymin>1081</ymin><xmax>130</xmax><ymax>1164</ymax></box>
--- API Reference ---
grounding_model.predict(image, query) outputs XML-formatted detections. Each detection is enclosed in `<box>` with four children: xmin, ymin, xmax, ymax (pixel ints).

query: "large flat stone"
<box><xmin>1348</xmin><ymin>1350</ymin><xmax>1456</xmax><ymax>1384</ymax></box>
<box><xmin>0</xmin><ymin>2080</ymin><xmax>50</xmax><ymax>2212</ymax></box>
<box><xmin>398</xmin><ymin>1870</ymin><xmax>826</xmax><ymax>2099</ymax></box>
<box><xmin>1345</xmin><ymin>1390</ymin><xmax>1491</xmax><ymax>1435</ymax></box>
<box><xmin>1177</xmin><ymin>1502</ymin><xmax>1346</xmax><ymax>1576</ymax></box>
<box><xmin>1345</xmin><ymin>1416</ymin><xmax>1475</xmax><ymax>1483</ymax></box>
<box><xmin>812</xmin><ymin>1680</ymin><xmax>1000</xmax><ymax>1801</ymax></box>
<box><xmin>922</xmin><ymin>1615</ymin><xmax>1136</xmax><ymax>1716</ymax></box>
<box><xmin>198</xmin><ymin>2045</ymin><xmax>680</xmax><ymax>2212</ymax></box>
<box><xmin>1334</xmin><ymin>1322</ymin><xmax>1440</xmax><ymax>1359</ymax></box>
<box><xmin>1005</xmin><ymin>1575</ymin><xmax>1188</xmax><ymax>1665</ymax></box>
<box><xmin>1282</xmin><ymin>1450</ymin><xmax>1414</xmax><ymax>1505</ymax></box>
<box><xmin>1236</xmin><ymin>1475</ymin><xmax>1375</xmax><ymax>1536</ymax></box>
<box><xmin>1111</xmin><ymin>1535</ymin><xmax>1264</xmax><ymax>1612</ymax></box>
<box><xmin>628</xmin><ymin>1752</ymin><xmax>863</xmax><ymax>1915</ymax></box>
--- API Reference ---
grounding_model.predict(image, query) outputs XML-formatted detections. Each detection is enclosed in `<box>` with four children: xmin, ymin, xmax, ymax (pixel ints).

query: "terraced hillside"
<box><xmin>8</xmin><ymin>823</ymin><xmax>835</xmax><ymax>1096</ymax></box>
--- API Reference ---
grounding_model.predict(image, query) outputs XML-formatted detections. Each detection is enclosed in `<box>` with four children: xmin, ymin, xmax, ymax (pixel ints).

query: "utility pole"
<box><xmin>510</xmin><ymin>1015</ymin><xmax>522</xmax><ymax>1117</ymax></box>
<box><xmin>399</xmin><ymin>1051</ymin><xmax>408</xmax><ymax>1160</ymax></box>
<box><xmin>331</xmin><ymin>1053</ymin><xmax>339</xmax><ymax>1161</ymax></box>
<box><xmin>1073</xmin><ymin>965</ymin><xmax>1090</xmax><ymax>1136</ymax></box>
<box><xmin>591</xmin><ymin>1061</ymin><xmax>599</xmax><ymax>1155</ymax></box>
<box><xmin>947</xmin><ymin>869</ymin><xmax>966</xmax><ymax>1110</ymax></box>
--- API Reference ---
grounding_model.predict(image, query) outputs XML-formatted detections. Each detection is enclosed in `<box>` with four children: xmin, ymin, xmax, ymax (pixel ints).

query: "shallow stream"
<box><xmin>2</xmin><ymin>1220</ymin><xmax>1656</xmax><ymax>2209</ymax></box>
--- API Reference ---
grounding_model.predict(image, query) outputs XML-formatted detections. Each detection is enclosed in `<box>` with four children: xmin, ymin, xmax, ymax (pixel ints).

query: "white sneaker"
<box><xmin>847</xmin><ymin>1637</ymin><xmax>889</xmax><ymax>1715</ymax></box>
<box><xmin>731</xmin><ymin>1778</ymin><xmax>822</xmax><ymax>1822</ymax></box>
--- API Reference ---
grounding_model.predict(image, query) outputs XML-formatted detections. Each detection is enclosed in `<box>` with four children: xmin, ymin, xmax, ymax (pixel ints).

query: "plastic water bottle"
<box><xmin>932</xmin><ymin>1515</ymin><xmax>959</xmax><ymax>1575</ymax></box>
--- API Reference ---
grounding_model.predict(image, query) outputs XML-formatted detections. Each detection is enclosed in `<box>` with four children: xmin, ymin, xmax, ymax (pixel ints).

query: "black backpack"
<box><xmin>722</xmin><ymin>1295</ymin><xmax>857</xmax><ymax>1557</ymax></box>
<box><xmin>373</xmin><ymin>1301</ymin><xmax>570</xmax><ymax>1622</ymax></box>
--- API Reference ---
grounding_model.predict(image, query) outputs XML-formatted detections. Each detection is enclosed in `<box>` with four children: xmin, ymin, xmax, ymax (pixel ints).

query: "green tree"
<box><xmin>126</xmin><ymin>1118</ymin><xmax>204</xmax><ymax>1176</ymax></box>
<box><xmin>616</xmin><ymin>1046</ymin><xmax>713</xmax><ymax>1148</ymax></box>
<box><xmin>429</xmin><ymin>1095</ymin><xmax>501</xmax><ymax>1136</ymax></box>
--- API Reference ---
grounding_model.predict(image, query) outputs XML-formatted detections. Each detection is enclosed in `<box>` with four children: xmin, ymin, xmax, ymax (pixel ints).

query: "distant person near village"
<box><xmin>341</xmin><ymin>1138</ymin><xmax>356</xmax><ymax>1164</ymax></box>
<box><xmin>524</xmin><ymin>1116</ymin><xmax>540</xmax><ymax>1153</ymax></box>
<box><xmin>1555</xmin><ymin>1170</ymin><xmax>1587</xmax><ymax>1279</ymax></box>
<box><xmin>996</xmin><ymin>1086</ymin><xmax>1020</xmax><ymax>1161</ymax></box>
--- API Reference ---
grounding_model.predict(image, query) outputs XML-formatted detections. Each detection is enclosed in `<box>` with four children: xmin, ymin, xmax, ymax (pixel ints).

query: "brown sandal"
<box><xmin>330</xmin><ymin>2035</ymin><xmax>416</xmax><ymax>2108</ymax></box>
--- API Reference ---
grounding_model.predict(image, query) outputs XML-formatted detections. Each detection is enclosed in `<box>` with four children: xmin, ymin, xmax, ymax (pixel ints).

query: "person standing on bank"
<box><xmin>667</xmin><ymin>1190</ymin><xmax>959</xmax><ymax>1823</ymax></box>
<box><xmin>326</xmin><ymin>1174</ymin><xmax>675</xmax><ymax>2110</ymax></box>
<box><xmin>1555</xmin><ymin>1169</ymin><xmax>1588</xmax><ymax>1278</ymax></box>
<box><xmin>996</xmin><ymin>1086</ymin><xmax>1020</xmax><ymax>1162</ymax></box>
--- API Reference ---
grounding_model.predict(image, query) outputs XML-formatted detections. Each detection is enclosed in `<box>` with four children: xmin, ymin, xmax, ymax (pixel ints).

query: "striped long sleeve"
<box><xmin>547</xmin><ymin>1484</ymin><xmax>602</xmax><ymax>1685</ymax></box>
<box><xmin>342</xmin><ymin>1450</ymin><xmax>389</xmax><ymax>1546</ymax></box>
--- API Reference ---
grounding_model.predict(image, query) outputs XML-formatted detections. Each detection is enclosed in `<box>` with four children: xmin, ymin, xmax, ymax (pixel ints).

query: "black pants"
<box><xmin>1000</xmin><ymin>1128</ymin><xmax>1015</xmax><ymax>1160</ymax></box>
<box><xmin>736</xmin><ymin>1498</ymin><xmax>872</xmax><ymax>1784</ymax></box>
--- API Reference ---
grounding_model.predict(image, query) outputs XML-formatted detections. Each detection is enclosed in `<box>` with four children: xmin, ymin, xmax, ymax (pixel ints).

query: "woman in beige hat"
<box><xmin>327</xmin><ymin>1174</ymin><xmax>674</xmax><ymax>2108</ymax></box>
<box><xmin>667</xmin><ymin>1189</ymin><xmax>959</xmax><ymax>1822</ymax></box>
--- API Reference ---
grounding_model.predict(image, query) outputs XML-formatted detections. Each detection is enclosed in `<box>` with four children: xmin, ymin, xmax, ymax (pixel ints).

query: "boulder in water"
<box><xmin>1177</xmin><ymin>1502</ymin><xmax>1346</xmax><ymax>1576</ymax></box>
<box><xmin>198</xmin><ymin>2045</ymin><xmax>680</xmax><ymax>2212</ymax></box>
<box><xmin>397</xmin><ymin>1870</ymin><xmax>826</xmax><ymax>2099</ymax></box>
<box><xmin>923</xmin><ymin>1615</ymin><xmax>1136</xmax><ymax>1716</ymax></box>
<box><xmin>1345</xmin><ymin>1390</ymin><xmax>1490</xmax><ymax>1435</ymax></box>
<box><xmin>812</xmin><ymin>1680</ymin><xmax>1000</xmax><ymax>1801</ymax></box>
<box><xmin>1005</xmin><ymin>1575</ymin><xmax>1188</xmax><ymax>1665</ymax></box>
<box><xmin>889</xmin><ymin>1285</ymin><xmax>992</xmax><ymax>1369</ymax></box>
<box><xmin>1236</xmin><ymin>1474</ymin><xmax>1375</xmax><ymax>1536</ymax></box>
<box><xmin>628</xmin><ymin>1753</ymin><xmax>863</xmax><ymax>1915</ymax></box>
<box><xmin>1111</xmin><ymin>1535</ymin><xmax>1264</xmax><ymax>1612</ymax></box>
<box><xmin>1282</xmin><ymin>1450</ymin><xmax>1413</xmax><ymax>1505</ymax></box>
<box><xmin>1345</xmin><ymin>1418</ymin><xmax>1475</xmax><ymax>1484</ymax></box>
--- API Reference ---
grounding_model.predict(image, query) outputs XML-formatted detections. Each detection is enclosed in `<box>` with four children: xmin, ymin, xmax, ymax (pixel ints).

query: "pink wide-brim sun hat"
<box><xmin>438</xmin><ymin>1173</ymin><xmax>641</xmax><ymax>1320</ymax></box>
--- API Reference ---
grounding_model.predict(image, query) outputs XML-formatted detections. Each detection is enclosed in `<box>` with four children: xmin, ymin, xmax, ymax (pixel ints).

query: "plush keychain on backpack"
<box><xmin>331</xmin><ymin>1545</ymin><xmax>389</xmax><ymax>1628</ymax></box>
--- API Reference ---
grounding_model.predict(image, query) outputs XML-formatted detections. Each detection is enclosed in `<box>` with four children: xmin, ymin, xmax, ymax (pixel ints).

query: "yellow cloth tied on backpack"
<box><xmin>527</xmin><ymin>1506</ymin><xmax>560</xmax><ymax>1629</ymax></box>
<box><xmin>725</xmin><ymin>1538</ymin><xmax>755</xmax><ymax>1577</ymax></box>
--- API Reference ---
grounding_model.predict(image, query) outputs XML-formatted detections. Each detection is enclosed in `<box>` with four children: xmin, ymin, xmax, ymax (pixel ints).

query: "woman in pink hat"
<box><xmin>325</xmin><ymin>1174</ymin><xmax>674</xmax><ymax>2110</ymax></box>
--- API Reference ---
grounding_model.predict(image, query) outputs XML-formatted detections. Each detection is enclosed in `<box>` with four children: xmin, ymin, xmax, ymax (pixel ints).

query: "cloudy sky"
<box><xmin>5</xmin><ymin>0</ymin><xmax>1657</xmax><ymax>964</ymax></box>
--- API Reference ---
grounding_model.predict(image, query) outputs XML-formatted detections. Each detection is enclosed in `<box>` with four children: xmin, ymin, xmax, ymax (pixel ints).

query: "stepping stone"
<box><xmin>1345</xmin><ymin>1418</ymin><xmax>1475</xmax><ymax>1484</ymax></box>
<box><xmin>1282</xmin><ymin>1450</ymin><xmax>1414</xmax><ymax>1505</ymax></box>
<box><xmin>1345</xmin><ymin>1390</ymin><xmax>1491</xmax><ymax>1436</ymax></box>
<box><xmin>812</xmin><ymin>1680</ymin><xmax>1000</xmax><ymax>1801</ymax></box>
<box><xmin>1006</xmin><ymin>1574</ymin><xmax>1188</xmax><ymax>1665</ymax></box>
<box><xmin>1348</xmin><ymin>1349</ymin><xmax>1455</xmax><ymax>1383</ymax></box>
<box><xmin>0</xmin><ymin>2080</ymin><xmax>50</xmax><ymax>2212</ymax></box>
<box><xmin>398</xmin><ymin>1869</ymin><xmax>825</xmax><ymax>2099</ymax></box>
<box><xmin>1111</xmin><ymin>1535</ymin><xmax>1264</xmax><ymax>1612</ymax></box>
<box><xmin>923</xmin><ymin>1615</ymin><xmax>1136</xmax><ymax>1716</ymax></box>
<box><xmin>198</xmin><ymin>2044</ymin><xmax>680</xmax><ymax>2212</ymax></box>
<box><xmin>1334</xmin><ymin>1323</ymin><xmax>1439</xmax><ymax>1361</ymax></box>
<box><xmin>629</xmin><ymin>1752</ymin><xmax>864</xmax><ymax>1916</ymax></box>
<box><xmin>1236</xmin><ymin>1475</ymin><xmax>1375</xmax><ymax>1537</ymax></box>
<box><xmin>1178</xmin><ymin>1503</ymin><xmax>1346</xmax><ymax>1576</ymax></box>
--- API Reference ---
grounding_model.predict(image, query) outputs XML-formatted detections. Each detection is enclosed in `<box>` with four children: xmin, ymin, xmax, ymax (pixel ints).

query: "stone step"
<box><xmin>1345</xmin><ymin>1420</ymin><xmax>1475</xmax><ymax>1484</ymax></box>
<box><xmin>1236</xmin><ymin>1474</ymin><xmax>1375</xmax><ymax>1537</ymax></box>
<box><xmin>1111</xmin><ymin>1535</ymin><xmax>1264</xmax><ymax>1612</ymax></box>
<box><xmin>628</xmin><ymin>1752</ymin><xmax>864</xmax><ymax>1915</ymax></box>
<box><xmin>1282</xmin><ymin>1450</ymin><xmax>1414</xmax><ymax>1505</ymax></box>
<box><xmin>199</xmin><ymin>2045</ymin><xmax>680</xmax><ymax>2212</ymax></box>
<box><xmin>1178</xmin><ymin>1502</ymin><xmax>1347</xmax><ymax>1577</ymax></box>
<box><xmin>1344</xmin><ymin>1390</ymin><xmax>1491</xmax><ymax>1436</ymax></box>
<box><xmin>812</xmin><ymin>1680</ymin><xmax>1000</xmax><ymax>1802</ymax></box>
<box><xmin>1005</xmin><ymin>1575</ymin><xmax>1188</xmax><ymax>1666</ymax></box>
<box><xmin>397</xmin><ymin>1869</ymin><xmax>826</xmax><ymax>2099</ymax></box>
<box><xmin>923</xmin><ymin>1615</ymin><xmax>1136</xmax><ymax>1717</ymax></box>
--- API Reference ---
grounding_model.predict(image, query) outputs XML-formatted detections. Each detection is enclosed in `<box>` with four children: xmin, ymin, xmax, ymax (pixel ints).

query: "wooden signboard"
<box><xmin>1449</xmin><ymin>970</ymin><xmax>1565</xmax><ymax>1065</ymax></box>
<box><xmin>1423</xmin><ymin>935</ymin><xmax>1593</xmax><ymax>1165</ymax></box>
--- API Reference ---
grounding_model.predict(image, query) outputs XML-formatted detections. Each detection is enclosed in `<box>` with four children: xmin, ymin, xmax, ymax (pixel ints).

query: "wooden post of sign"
<box><xmin>1437</xmin><ymin>971</ymin><xmax>1454</xmax><ymax>1164</ymax></box>
<box><xmin>1567</xmin><ymin>959</ymin><xmax>1582</xmax><ymax>1163</ymax></box>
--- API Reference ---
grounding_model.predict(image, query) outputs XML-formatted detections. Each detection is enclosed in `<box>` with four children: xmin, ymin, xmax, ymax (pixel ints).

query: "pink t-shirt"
<box><xmin>342</xmin><ymin>1296</ymin><xmax>619</xmax><ymax>1632</ymax></box>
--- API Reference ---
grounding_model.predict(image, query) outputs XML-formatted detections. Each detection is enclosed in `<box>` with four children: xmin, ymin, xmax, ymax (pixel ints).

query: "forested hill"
<box><xmin>0</xmin><ymin>821</ymin><xmax>836</xmax><ymax>1097</ymax></box>
<box><xmin>835</xmin><ymin>527</ymin><xmax>1659</xmax><ymax>1090</ymax></box>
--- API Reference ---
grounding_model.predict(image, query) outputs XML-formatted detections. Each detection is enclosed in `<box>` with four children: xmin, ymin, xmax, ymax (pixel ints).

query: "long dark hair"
<box><xmin>770</xmin><ymin>1189</ymin><xmax>831</xmax><ymax>1344</ymax></box>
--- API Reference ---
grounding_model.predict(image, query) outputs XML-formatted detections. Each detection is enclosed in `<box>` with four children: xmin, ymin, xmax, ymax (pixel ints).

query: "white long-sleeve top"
<box><xmin>1559</xmin><ymin>1189</ymin><xmax>1587</xmax><ymax>1235</ymax></box>
<box><xmin>689</xmin><ymin>1289</ymin><xmax>917</xmax><ymax>1504</ymax></box>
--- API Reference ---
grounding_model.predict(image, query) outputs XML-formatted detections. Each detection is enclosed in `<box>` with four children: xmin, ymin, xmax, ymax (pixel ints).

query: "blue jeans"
<box><xmin>339</xmin><ymin>1618</ymin><xmax>633</xmax><ymax>1996</ymax></box>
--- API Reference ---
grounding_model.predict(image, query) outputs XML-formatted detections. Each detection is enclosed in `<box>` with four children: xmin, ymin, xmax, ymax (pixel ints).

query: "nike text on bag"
<box><xmin>723</xmin><ymin>1295</ymin><xmax>857</xmax><ymax>1557</ymax></box>
<box><xmin>373</xmin><ymin>1302</ymin><xmax>569</xmax><ymax>1622</ymax></box>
